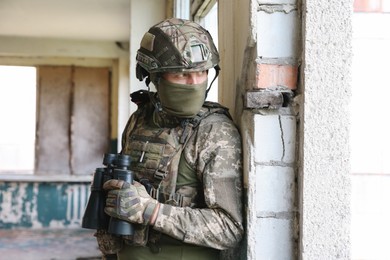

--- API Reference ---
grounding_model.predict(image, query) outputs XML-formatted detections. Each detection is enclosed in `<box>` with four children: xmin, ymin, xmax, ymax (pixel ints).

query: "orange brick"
<box><xmin>256</xmin><ymin>63</ymin><xmax>298</xmax><ymax>90</ymax></box>
<box><xmin>354</xmin><ymin>0</ymin><xmax>383</xmax><ymax>12</ymax></box>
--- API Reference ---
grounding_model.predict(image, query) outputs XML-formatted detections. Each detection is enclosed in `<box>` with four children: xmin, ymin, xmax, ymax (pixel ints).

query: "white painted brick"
<box><xmin>257</xmin><ymin>0</ymin><xmax>296</xmax><ymax>4</ymax></box>
<box><xmin>255</xmin><ymin>165</ymin><xmax>295</xmax><ymax>213</ymax></box>
<box><xmin>257</xmin><ymin>10</ymin><xmax>299</xmax><ymax>58</ymax></box>
<box><xmin>256</xmin><ymin>218</ymin><xmax>295</xmax><ymax>259</ymax></box>
<box><xmin>254</xmin><ymin>114</ymin><xmax>281</xmax><ymax>162</ymax></box>
<box><xmin>254</xmin><ymin>114</ymin><xmax>296</xmax><ymax>163</ymax></box>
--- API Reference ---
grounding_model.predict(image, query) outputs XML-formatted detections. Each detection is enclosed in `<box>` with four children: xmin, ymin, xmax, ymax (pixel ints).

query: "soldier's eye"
<box><xmin>174</xmin><ymin>73</ymin><xmax>185</xmax><ymax>78</ymax></box>
<box><xmin>197</xmin><ymin>71</ymin><xmax>207</xmax><ymax>77</ymax></box>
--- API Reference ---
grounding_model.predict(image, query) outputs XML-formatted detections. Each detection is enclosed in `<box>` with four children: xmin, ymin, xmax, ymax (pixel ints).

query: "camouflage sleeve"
<box><xmin>153</xmin><ymin>114</ymin><xmax>244</xmax><ymax>250</ymax></box>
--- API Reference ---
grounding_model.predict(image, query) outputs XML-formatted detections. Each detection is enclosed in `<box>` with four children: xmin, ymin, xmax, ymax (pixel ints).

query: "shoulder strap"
<box><xmin>179</xmin><ymin>101</ymin><xmax>231</xmax><ymax>143</ymax></box>
<box><xmin>198</xmin><ymin>101</ymin><xmax>232</xmax><ymax>121</ymax></box>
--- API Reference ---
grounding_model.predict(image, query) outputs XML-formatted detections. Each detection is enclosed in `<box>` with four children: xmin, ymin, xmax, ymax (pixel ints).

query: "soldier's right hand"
<box><xmin>103</xmin><ymin>180</ymin><xmax>160</xmax><ymax>226</ymax></box>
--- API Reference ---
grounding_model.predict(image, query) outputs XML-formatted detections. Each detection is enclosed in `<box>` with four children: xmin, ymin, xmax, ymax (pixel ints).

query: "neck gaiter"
<box><xmin>156</xmin><ymin>77</ymin><xmax>207</xmax><ymax>118</ymax></box>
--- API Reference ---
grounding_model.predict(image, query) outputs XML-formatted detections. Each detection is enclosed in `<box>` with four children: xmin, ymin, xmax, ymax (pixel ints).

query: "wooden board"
<box><xmin>71</xmin><ymin>67</ymin><xmax>110</xmax><ymax>175</ymax></box>
<box><xmin>36</xmin><ymin>66</ymin><xmax>110</xmax><ymax>175</ymax></box>
<box><xmin>36</xmin><ymin>66</ymin><xmax>72</xmax><ymax>175</ymax></box>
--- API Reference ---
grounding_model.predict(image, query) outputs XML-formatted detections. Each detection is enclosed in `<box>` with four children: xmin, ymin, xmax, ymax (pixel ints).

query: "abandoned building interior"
<box><xmin>0</xmin><ymin>0</ymin><xmax>389</xmax><ymax>259</ymax></box>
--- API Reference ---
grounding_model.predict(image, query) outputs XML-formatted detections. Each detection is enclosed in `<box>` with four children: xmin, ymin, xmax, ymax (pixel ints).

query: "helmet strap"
<box><xmin>205</xmin><ymin>65</ymin><xmax>220</xmax><ymax>98</ymax></box>
<box><xmin>145</xmin><ymin>76</ymin><xmax>151</xmax><ymax>87</ymax></box>
<box><xmin>146</xmin><ymin>74</ymin><xmax>163</xmax><ymax>112</ymax></box>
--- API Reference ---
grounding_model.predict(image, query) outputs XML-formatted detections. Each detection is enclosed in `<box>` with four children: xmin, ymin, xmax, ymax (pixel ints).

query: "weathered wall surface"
<box><xmin>242</xmin><ymin>108</ymin><xmax>298</xmax><ymax>260</ymax></box>
<box><xmin>220</xmin><ymin>0</ymin><xmax>300</xmax><ymax>259</ymax></box>
<box><xmin>300</xmin><ymin>0</ymin><xmax>353</xmax><ymax>259</ymax></box>
<box><xmin>0</xmin><ymin>182</ymin><xmax>89</xmax><ymax>228</ymax></box>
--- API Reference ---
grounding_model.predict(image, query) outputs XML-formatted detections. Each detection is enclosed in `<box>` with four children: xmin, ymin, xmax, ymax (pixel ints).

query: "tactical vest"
<box><xmin>122</xmin><ymin>110</ymin><xmax>186</xmax><ymax>207</ymax></box>
<box><xmin>120</xmin><ymin>91</ymin><xmax>232</xmax><ymax>247</ymax></box>
<box><xmin>122</xmin><ymin>91</ymin><xmax>231</xmax><ymax>208</ymax></box>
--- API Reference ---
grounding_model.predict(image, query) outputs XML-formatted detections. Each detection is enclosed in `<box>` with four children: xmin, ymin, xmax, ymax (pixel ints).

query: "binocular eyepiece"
<box><xmin>81</xmin><ymin>153</ymin><xmax>135</xmax><ymax>236</ymax></box>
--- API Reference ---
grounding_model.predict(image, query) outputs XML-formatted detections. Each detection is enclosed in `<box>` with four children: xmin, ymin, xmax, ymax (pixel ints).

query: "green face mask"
<box><xmin>157</xmin><ymin>78</ymin><xmax>207</xmax><ymax>118</ymax></box>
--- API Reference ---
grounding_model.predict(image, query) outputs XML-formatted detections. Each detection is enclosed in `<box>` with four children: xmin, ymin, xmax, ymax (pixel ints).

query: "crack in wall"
<box><xmin>279</xmin><ymin>115</ymin><xmax>286</xmax><ymax>161</ymax></box>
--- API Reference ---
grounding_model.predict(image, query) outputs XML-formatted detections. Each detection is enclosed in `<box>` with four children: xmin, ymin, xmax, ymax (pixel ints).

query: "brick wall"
<box><xmin>239</xmin><ymin>1</ymin><xmax>300</xmax><ymax>259</ymax></box>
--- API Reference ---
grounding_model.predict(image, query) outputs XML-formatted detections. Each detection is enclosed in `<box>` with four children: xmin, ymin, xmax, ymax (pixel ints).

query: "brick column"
<box><xmin>242</xmin><ymin>1</ymin><xmax>300</xmax><ymax>259</ymax></box>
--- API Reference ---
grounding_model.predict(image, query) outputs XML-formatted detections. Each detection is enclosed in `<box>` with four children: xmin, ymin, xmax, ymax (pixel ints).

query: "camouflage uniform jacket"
<box><xmin>121</xmin><ymin>94</ymin><xmax>244</xmax><ymax>250</ymax></box>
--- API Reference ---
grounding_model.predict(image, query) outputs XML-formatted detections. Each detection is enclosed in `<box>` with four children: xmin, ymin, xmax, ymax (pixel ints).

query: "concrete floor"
<box><xmin>0</xmin><ymin>228</ymin><xmax>101</xmax><ymax>260</ymax></box>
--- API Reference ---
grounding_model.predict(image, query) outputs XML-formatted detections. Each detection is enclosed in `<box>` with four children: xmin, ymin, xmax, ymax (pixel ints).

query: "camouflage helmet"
<box><xmin>136</xmin><ymin>18</ymin><xmax>219</xmax><ymax>81</ymax></box>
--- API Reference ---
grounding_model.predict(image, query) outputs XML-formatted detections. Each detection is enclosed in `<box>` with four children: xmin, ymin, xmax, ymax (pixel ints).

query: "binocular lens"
<box><xmin>82</xmin><ymin>153</ymin><xmax>135</xmax><ymax>236</ymax></box>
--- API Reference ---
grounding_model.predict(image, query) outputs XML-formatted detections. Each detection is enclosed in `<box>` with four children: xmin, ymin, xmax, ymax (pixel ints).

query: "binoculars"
<box><xmin>82</xmin><ymin>153</ymin><xmax>135</xmax><ymax>236</ymax></box>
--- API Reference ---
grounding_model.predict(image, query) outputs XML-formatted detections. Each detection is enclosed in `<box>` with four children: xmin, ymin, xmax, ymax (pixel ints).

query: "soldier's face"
<box><xmin>163</xmin><ymin>71</ymin><xmax>208</xmax><ymax>85</ymax></box>
<box><xmin>156</xmin><ymin>70</ymin><xmax>208</xmax><ymax>118</ymax></box>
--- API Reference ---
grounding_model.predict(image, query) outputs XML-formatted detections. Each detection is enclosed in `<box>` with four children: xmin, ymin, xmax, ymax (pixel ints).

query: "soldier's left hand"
<box><xmin>103</xmin><ymin>180</ymin><xmax>160</xmax><ymax>225</ymax></box>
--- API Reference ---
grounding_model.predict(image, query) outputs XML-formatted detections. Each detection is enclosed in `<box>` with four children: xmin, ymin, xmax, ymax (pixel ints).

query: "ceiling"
<box><xmin>0</xmin><ymin>0</ymin><xmax>130</xmax><ymax>42</ymax></box>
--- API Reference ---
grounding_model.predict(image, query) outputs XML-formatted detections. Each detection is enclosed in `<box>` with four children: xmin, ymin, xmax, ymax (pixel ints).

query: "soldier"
<box><xmin>97</xmin><ymin>18</ymin><xmax>244</xmax><ymax>260</ymax></box>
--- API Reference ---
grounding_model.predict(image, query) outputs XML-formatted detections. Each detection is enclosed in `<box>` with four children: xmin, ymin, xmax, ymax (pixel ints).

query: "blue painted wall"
<box><xmin>0</xmin><ymin>182</ymin><xmax>90</xmax><ymax>229</ymax></box>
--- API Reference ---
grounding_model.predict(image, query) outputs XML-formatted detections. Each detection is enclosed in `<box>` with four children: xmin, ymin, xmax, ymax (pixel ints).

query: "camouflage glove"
<box><xmin>103</xmin><ymin>180</ymin><xmax>159</xmax><ymax>225</ymax></box>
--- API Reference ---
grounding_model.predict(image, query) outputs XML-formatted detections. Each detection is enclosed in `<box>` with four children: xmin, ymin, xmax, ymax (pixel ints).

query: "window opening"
<box><xmin>174</xmin><ymin>0</ymin><xmax>190</xmax><ymax>19</ymax></box>
<box><xmin>351</xmin><ymin>2</ymin><xmax>390</xmax><ymax>259</ymax></box>
<box><xmin>0</xmin><ymin>66</ymin><xmax>36</xmax><ymax>174</ymax></box>
<box><xmin>200</xmin><ymin>3</ymin><xmax>219</xmax><ymax>102</ymax></box>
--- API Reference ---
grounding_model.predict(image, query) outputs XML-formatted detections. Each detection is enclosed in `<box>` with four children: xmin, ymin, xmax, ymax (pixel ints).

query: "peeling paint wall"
<box><xmin>0</xmin><ymin>182</ymin><xmax>89</xmax><ymax>229</ymax></box>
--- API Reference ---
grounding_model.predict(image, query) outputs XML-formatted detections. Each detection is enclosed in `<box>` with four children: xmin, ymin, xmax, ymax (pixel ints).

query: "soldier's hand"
<box><xmin>103</xmin><ymin>180</ymin><xmax>160</xmax><ymax>225</ymax></box>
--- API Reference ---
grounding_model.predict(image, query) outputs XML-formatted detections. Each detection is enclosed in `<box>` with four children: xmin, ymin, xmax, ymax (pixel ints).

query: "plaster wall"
<box><xmin>0</xmin><ymin>37</ymin><xmax>126</xmax><ymax>58</ymax></box>
<box><xmin>218</xmin><ymin>0</ymin><xmax>254</xmax><ymax>118</ymax></box>
<box><xmin>117</xmin><ymin>0</ymin><xmax>166</xmax><ymax>150</ymax></box>
<box><xmin>127</xmin><ymin>0</ymin><xmax>166</xmax><ymax>117</ymax></box>
<box><xmin>300</xmin><ymin>0</ymin><xmax>352</xmax><ymax>259</ymax></box>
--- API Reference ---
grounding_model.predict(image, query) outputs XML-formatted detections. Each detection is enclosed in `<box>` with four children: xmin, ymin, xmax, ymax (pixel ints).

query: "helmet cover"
<box><xmin>136</xmin><ymin>18</ymin><xmax>219</xmax><ymax>79</ymax></box>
